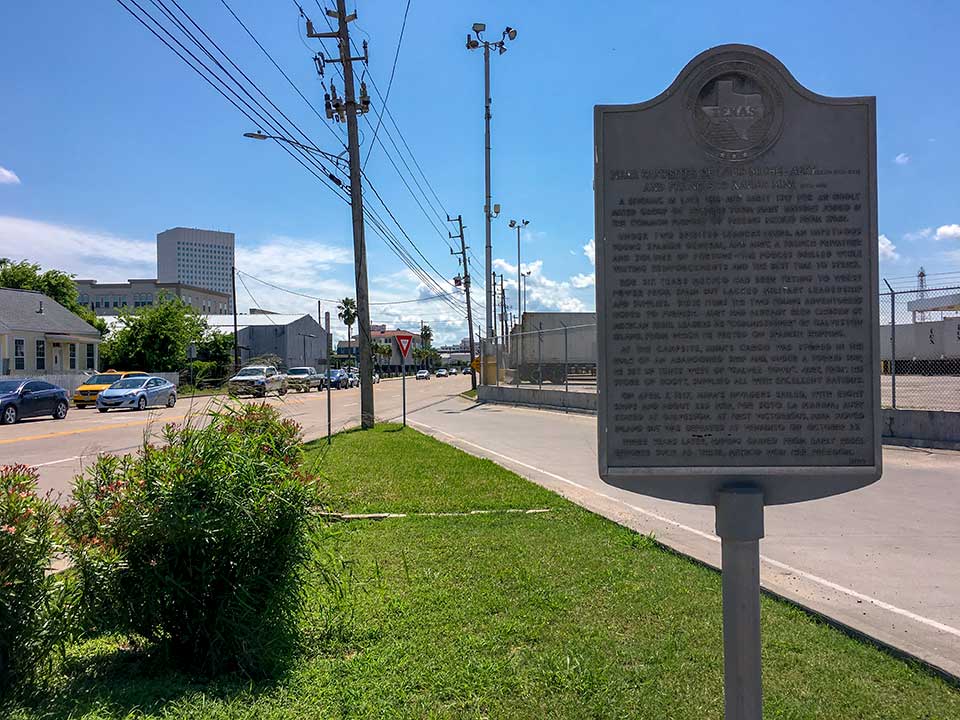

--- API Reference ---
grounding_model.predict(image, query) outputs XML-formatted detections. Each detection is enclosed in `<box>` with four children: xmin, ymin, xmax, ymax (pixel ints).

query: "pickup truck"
<box><xmin>227</xmin><ymin>365</ymin><xmax>288</xmax><ymax>398</ymax></box>
<box><xmin>286</xmin><ymin>367</ymin><xmax>322</xmax><ymax>392</ymax></box>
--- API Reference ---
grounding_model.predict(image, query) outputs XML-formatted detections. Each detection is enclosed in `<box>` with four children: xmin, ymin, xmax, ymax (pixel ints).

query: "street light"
<box><xmin>521</xmin><ymin>270</ymin><xmax>532</xmax><ymax>317</ymax></box>
<box><xmin>508</xmin><ymin>218</ymin><xmax>529</xmax><ymax>326</ymax></box>
<box><xmin>242</xmin><ymin>131</ymin><xmax>347</xmax><ymax>179</ymax></box>
<box><xmin>298</xmin><ymin>333</ymin><xmax>317</xmax><ymax>366</ymax></box>
<box><xmin>465</xmin><ymin>23</ymin><xmax>517</xmax><ymax>341</ymax></box>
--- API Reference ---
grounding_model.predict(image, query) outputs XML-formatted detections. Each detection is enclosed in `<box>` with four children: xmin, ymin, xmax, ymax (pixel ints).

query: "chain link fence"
<box><xmin>477</xmin><ymin>286</ymin><xmax>960</xmax><ymax>413</ymax></box>
<box><xmin>881</xmin><ymin>285</ymin><xmax>960</xmax><ymax>411</ymax></box>
<box><xmin>479</xmin><ymin>323</ymin><xmax>598</xmax><ymax>394</ymax></box>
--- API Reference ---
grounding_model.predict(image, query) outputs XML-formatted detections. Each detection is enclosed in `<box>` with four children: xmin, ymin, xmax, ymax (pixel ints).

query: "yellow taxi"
<box><xmin>73</xmin><ymin>370</ymin><xmax>148</xmax><ymax>408</ymax></box>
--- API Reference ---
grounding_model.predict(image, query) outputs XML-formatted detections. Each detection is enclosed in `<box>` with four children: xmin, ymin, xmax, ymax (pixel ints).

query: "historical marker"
<box><xmin>595</xmin><ymin>44</ymin><xmax>881</xmax><ymax>506</ymax></box>
<box><xmin>594</xmin><ymin>45</ymin><xmax>881</xmax><ymax>720</ymax></box>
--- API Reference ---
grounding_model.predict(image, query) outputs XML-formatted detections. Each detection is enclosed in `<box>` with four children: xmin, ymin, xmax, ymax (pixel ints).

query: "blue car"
<box><xmin>0</xmin><ymin>378</ymin><xmax>70</xmax><ymax>425</ymax></box>
<box><xmin>97</xmin><ymin>375</ymin><xmax>177</xmax><ymax>413</ymax></box>
<box><xmin>326</xmin><ymin>369</ymin><xmax>350</xmax><ymax>389</ymax></box>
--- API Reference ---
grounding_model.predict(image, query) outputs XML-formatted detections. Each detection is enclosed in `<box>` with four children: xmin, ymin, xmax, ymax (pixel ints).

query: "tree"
<box><xmin>420</xmin><ymin>324</ymin><xmax>433</xmax><ymax>349</ymax></box>
<box><xmin>100</xmin><ymin>298</ymin><xmax>205</xmax><ymax>371</ymax></box>
<box><xmin>372</xmin><ymin>342</ymin><xmax>392</xmax><ymax>370</ymax></box>
<box><xmin>0</xmin><ymin>258</ymin><xmax>107</xmax><ymax>334</ymax></box>
<box><xmin>193</xmin><ymin>330</ymin><xmax>234</xmax><ymax>381</ymax></box>
<box><xmin>337</xmin><ymin>297</ymin><xmax>357</xmax><ymax>360</ymax></box>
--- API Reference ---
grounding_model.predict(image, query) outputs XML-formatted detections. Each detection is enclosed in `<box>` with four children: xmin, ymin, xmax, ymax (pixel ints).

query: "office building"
<box><xmin>157</xmin><ymin>227</ymin><xmax>235</xmax><ymax>307</ymax></box>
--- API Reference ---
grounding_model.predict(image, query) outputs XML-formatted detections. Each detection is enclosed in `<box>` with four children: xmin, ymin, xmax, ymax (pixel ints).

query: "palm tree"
<box><xmin>337</xmin><ymin>297</ymin><xmax>357</xmax><ymax>364</ymax></box>
<box><xmin>373</xmin><ymin>342</ymin><xmax>391</xmax><ymax>371</ymax></box>
<box><xmin>420</xmin><ymin>324</ymin><xmax>433</xmax><ymax>349</ymax></box>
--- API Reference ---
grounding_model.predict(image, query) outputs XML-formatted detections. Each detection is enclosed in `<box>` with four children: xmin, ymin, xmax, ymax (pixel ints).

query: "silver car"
<box><xmin>287</xmin><ymin>367</ymin><xmax>322</xmax><ymax>392</ymax></box>
<box><xmin>97</xmin><ymin>376</ymin><xmax>177</xmax><ymax>413</ymax></box>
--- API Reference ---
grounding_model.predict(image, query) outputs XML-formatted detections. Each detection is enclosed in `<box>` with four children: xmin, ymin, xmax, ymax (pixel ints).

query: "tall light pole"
<box><xmin>508</xmin><ymin>218</ymin><xmax>529</xmax><ymax>326</ymax></box>
<box><xmin>521</xmin><ymin>269</ymin><xmax>532</xmax><ymax>317</ymax></box>
<box><xmin>466</xmin><ymin>23</ymin><xmax>517</xmax><ymax>340</ymax></box>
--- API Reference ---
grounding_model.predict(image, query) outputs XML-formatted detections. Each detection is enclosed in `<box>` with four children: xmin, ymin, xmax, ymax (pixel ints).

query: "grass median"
<box><xmin>9</xmin><ymin>424</ymin><xmax>960</xmax><ymax>719</ymax></box>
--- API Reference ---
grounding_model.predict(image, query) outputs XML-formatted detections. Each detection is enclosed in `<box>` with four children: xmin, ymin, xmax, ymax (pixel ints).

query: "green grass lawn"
<box><xmin>9</xmin><ymin>425</ymin><xmax>959</xmax><ymax>719</ymax></box>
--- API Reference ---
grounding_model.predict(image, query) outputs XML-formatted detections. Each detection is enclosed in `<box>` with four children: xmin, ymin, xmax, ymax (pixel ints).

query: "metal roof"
<box><xmin>0</xmin><ymin>288</ymin><xmax>101</xmax><ymax>337</ymax></box>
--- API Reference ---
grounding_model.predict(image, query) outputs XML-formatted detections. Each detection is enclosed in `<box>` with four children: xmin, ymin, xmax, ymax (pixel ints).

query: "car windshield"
<box><xmin>85</xmin><ymin>374</ymin><xmax>122</xmax><ymax>385</ymax></box>
<box><xmin>236</xmin><ymin>368</ymin><xmax>265</xmax><ymax>377</ymax></box>
<box><xmin>111</xmin><ymin>378</ymin><xmax>148</xmax><ymax>389</ymax></box>
<box><xmin>0</xmin><ymin>381</ymin><xmax>23</xmax><ymax>393</ymax></box>
<box><xmin>288</xmin><ymin>368</ymin><xmax>309</xmax><ymax>375</ymax></box>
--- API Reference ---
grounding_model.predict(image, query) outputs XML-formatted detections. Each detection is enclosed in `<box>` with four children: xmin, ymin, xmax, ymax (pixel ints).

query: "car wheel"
<box><xmin>53</xmin><ymin>400</ymin><xmax>68</xmax><ymax>420</ymax></box>
<box><xmin>137</xmin><ymin>396</ymin><xmax>147</xmax><ymax>411</ymax></box>
<box><xmin>98</xmin><ymin>407</ymin><xmax>109</xmax><ymax>414</ymax></box>
<box><xmin>1</xmin><ymin>405</ymin><xmax>17</xmax><ymax>425</ymax></box>
<box><xmin>167</xmin><ymin>393</ymin><xmax>176</xmax><ymax>408</ymax></box>
<box><xmin>75</xmin><ymin>403</ymin><xmax>88</xmax><ymax>409</ymax></box>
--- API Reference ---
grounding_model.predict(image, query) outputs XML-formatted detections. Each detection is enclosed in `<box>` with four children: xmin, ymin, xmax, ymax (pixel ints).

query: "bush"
<box><xmin>61</xmin><ymin>403</ymin><xmax>319</xmax><ymax>677</ymax></box>
<box><xmin>0</xmin><ymin>465</ymin><xmax>62</xmax><ymax>693</ymax></box>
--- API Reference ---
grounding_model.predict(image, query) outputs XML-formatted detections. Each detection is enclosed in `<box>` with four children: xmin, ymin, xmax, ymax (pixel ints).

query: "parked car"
<box><xmin>0</xmin><ymin>379</ymin><xmax>70</xmax><ymax>425</ymax></box>
<box><xmin>436</xmin><ymin>368</ymin><xmax>448</xmax><ymax>378</ymax></box>
<box><xmin>462</xmin><ymin>367</ymin><xmax>472</xmax><ymax>375</ymax></box>
<box><xmin>97</xmin><ymin>376</ymin><xmax>177</xmax><ymax>413</ymax></box>
<box><xmin>371</xmin><ymin>372</ymin><xmax>380</xmax><ymax>384</ymax></box>
<box><xmin>346</xmin><ymin>370</ymin><xmax>360</xmax><ymax>388</ymax></box>
<box><xmin>326</xmin><ymin>368</ymin><xmax>350</xmax><ymax>389</ymax></box>
<box><xmin>415</xmin><ymin>369</ymin><xmax>430</xmax><ymax>380</ymax></box>
<box><xmin>73</xmin><ymin>370</ymin><xmax>148</xmax><ymax>408</ymax></box>
<box><xmin>227</xmin><ymin>365</ymin><xmax>288</xmax><ymax>397</ymax></box>
<box><xmin>287</xmin><ymin>366</ymin><xmax>322</xmax><ymax>392</ymax></box>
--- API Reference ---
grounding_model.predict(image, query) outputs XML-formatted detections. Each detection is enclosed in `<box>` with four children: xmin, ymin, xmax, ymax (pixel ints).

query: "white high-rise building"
<box><xmin>157</xmin><ymin>227</ymin><xmax>235</xmax><ymax>309</ymax></box>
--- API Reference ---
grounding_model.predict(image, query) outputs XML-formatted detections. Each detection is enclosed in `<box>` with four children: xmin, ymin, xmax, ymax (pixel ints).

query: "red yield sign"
<box><xmin>396</xmin><ymin>333</ymin><xmax>414</xmax><ymax>358</ymax></box>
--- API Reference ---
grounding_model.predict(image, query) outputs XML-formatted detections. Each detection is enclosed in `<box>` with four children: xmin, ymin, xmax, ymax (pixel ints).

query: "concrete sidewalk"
<box><xmin>408</xmin><ymin>396</ymin><xmax>960</xmax><ymax>679</ymax></box>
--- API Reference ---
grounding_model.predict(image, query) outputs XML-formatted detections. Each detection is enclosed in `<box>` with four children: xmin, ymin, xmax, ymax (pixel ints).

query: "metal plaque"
<box><xmin>595</xmin><ymin>45</ymin><xmax>881</xmax><ymax>505</ymax></box>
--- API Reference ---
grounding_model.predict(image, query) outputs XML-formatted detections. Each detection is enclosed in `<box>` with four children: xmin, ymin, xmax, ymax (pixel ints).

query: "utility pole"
<box><xmin>307</xmin><ymin>1</ymin><xmax>374</xmax><ymax>428</ymax></box>
<box><xmin>231</xmin><ymin>265</ymin><xmax>239</xmax><ymax>371</ymax></box>
<box><xmin>466</xmin><ymin>23</ymin><xmax>518</xmax><ymax>341</ymax></box>
<box><xmin>499</xmin><ymin>274</ymin><xmax>507</xmax><ymax>345</ymax></box>
<box><xmin>449</xmin><ymin>213</ymin><xmax>477</xmax><ymax>390</ymax></box>
<box><xmin>491</xmin><ymin>271</ymin><xmax>498</xmax><ymax>342</ymax></box>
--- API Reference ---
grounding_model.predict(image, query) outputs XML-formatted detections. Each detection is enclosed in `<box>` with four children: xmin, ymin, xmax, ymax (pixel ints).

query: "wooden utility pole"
<box><xmin>448</xmin><ymin>213</ymin><xmax>476</xmax><ymax>390</ymax></box>
<box><xmin>307</xmin><ymin>2</ymin><xmax>374</xmax><ymax>428</ymax></box>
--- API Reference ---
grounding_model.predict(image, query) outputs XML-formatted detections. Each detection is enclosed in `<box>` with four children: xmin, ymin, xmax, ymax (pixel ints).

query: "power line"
<box><xmin>236</xmin><ymin>268</ymin><xmax>463</xmax><ymax>306</ymax></box>
<box><xmin>361</xmin><ymin>0</ymin><xmax>410</xmax><ymax>170</ymax></box>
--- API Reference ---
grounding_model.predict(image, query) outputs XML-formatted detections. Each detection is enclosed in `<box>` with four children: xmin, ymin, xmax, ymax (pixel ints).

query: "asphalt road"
<box><xmin>0</xmin><ymin>374</ymin><xmax>472</xmax><ymax>499</ymax></box>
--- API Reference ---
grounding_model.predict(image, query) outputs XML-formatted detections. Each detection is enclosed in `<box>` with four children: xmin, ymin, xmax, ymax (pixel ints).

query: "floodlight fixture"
<box><xmin>505</xmin><ymin>26</ymin><xmax>517</xmax><ymax>41</ymax></box>
<box><xmin>472</xmin><ymin>22</ymin><xmax>486</xmax><ymax>33</ymax></box>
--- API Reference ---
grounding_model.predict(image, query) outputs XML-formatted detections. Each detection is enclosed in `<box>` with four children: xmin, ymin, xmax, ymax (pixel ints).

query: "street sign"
<box><xmin>470</xmin><ymin>356</ymin><xmax>481</xmax><ymax>373</ymax></box>
<box><xmin>594</xmin><ymin>44</ymin><xmax>881</xmax><ymax>720</ymax></box>
<box><xmin>396</xmin><ymin>333</ymin><xmax>414</xmax><ymax>358</ymax></box>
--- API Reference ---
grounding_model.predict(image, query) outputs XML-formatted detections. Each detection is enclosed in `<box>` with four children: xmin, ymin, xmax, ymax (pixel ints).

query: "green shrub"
<box><xmin>61</xmin><ymin>403</ymin><xmax>320</xmax><ymax>677</ymax></box>
<box><xmin>0</xmin><ymin>465</ymin><xmax>62</xmax><ymax>693</ymax></box>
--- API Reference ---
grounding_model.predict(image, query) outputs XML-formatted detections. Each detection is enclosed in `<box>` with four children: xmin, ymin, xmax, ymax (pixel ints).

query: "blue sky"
<box><xmin>2</xmin><ymin>1</ymin><xmax>959</xmax><ymax>342</ymax></box>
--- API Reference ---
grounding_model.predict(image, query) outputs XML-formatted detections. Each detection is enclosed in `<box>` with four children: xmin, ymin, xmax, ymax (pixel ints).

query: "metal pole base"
<box><xmin>715</xmin><ymin>486</ymin><xmax>764</xmax><ymax>720</ymax></box>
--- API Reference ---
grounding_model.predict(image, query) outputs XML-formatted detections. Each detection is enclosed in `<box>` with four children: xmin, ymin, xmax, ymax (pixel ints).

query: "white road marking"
<box><xmin>411</xmin><ymin>419</ymin><xmax>960</xmax><ymax>641</ymax></box>
<box><xmin>32</xmin><ymin>455</ymin><xmax>82</xmax><ymax>467</ymax></box>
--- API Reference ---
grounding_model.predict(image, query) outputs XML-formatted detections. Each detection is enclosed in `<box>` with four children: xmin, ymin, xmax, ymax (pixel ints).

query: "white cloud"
<box><xmin>878</xmin><ymin>234</ymin><xmax>899</xmax><ymax>261</ymax></box>
<box><xmin>570</xmin><ymin>272</ymin><xmax>595</xmax><ymax>288</ymax></box>
<box><xmin>903</xmin><ymin>227</ymin><xmax>932</xmax><ymax>242</ymax></box>
<box><xmin>494</xmin><ymin>257</ymin><xmax>590</xmax><ymax>313</ymax></box>
<box><xmin>0</xmin><ymin>215</ymin><xmax>155</xmax><ymax>279</ymax></box>
<box><xmin>894</xmin><ymin>153</ymin><xmax>910</xmax><ymax>165</ymax></box>
<box><xmin>583</xmin><ymin>238</ymin><xmax>595</xmax><ymax>266</ymax></box>
<box><xmin>0</xmin><ymin>166</ymin><xmax>20</xmax><ymax>185</ymax></box>
<box><xmin>934</xmin><ymin>224</ymin><xmax>960</xmax><ymax>241</ymax></box>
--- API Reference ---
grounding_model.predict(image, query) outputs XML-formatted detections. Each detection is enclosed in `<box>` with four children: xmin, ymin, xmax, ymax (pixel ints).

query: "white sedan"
<box><xmin>415</xmin><ymin>370</ymin><xmax>430</xmax><ymax>380</ymax></box>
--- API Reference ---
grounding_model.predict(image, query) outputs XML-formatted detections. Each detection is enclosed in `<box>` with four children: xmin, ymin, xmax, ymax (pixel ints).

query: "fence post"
<box><xmin>494</xmin><ymin>334</ymin><xmax>500</xmax><ymax>387</ymax></box>
<box><xmin>884</xmin><ymin>281</ymin><xmax>896</xmax><ymax>410</ymax></box>
<box><xmin>563</xmin><ymin>324</ymin><xmax>569</xmax><ymax>395</ymax></box>
<box><xmin>891</xmin><ymin>291</ymin><xmax>897</xmax><ymax>409</ymax></box>
<box><xmin>479</xmin><ymin>332</ymin><xmax>485</xmax><ymax>387</ymax></box>
<box><xmin>516</xmin><ymin>328</ymin><xmax>522</xmax><ymax>387</ymax></box>
<box><xmin>538</xmin><ymin>322</ymin><xmax>543</xmax><ymax>391</ymax></box>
